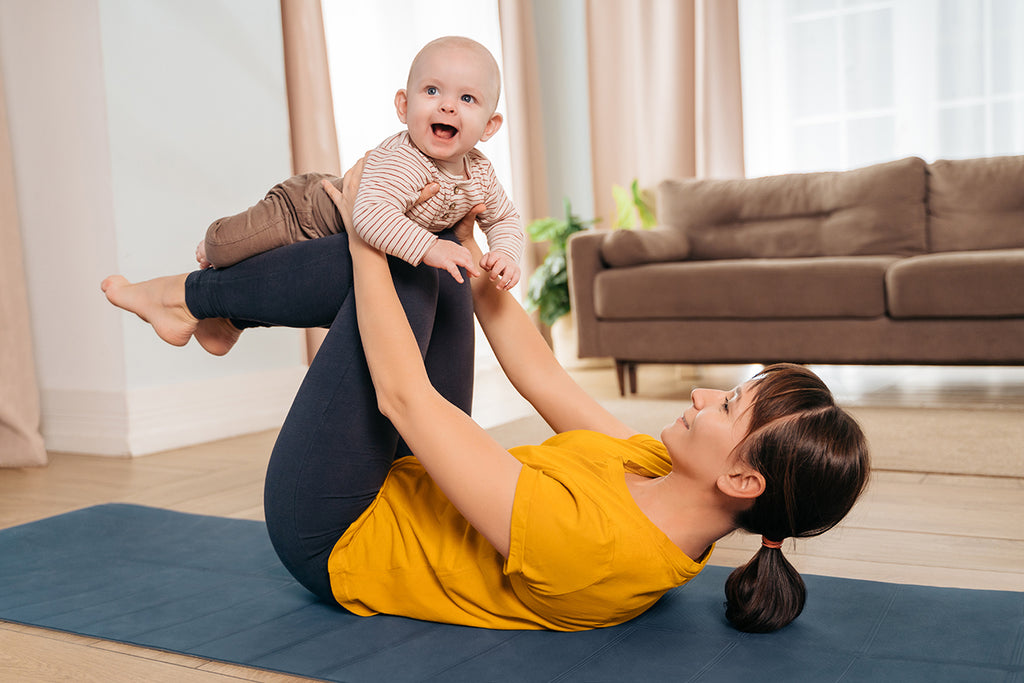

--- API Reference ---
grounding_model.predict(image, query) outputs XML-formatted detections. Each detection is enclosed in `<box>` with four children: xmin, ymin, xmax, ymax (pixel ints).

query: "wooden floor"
<box><xmin>2</xmin><ymin>363</ymin><xmax>1023</xmax><ymax>682</ymax></box>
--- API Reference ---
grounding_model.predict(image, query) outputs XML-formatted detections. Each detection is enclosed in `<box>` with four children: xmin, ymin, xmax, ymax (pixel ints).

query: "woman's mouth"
<box><xmin>431</xmin><ymin>123</ymin><xmax>458</xmax><ymax>139</ymax></box>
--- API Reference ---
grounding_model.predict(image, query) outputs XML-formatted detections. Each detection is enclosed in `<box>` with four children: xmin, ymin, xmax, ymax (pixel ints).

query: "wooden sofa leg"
<box><xmin>615</xmin><ymin>361</ymin><xmax>639</xmax><ymax>396</ymax></box>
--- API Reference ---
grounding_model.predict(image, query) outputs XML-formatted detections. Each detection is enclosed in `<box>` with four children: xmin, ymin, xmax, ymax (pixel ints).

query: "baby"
<box><xmin>196</xmin><ymin>36</ymin><xmax>523</xmax><ymax>290</ymax></box>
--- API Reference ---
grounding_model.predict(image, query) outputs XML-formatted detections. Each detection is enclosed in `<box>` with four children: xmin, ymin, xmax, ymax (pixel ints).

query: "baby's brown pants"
<box><xmin>204</xmin><ymin>173</ymin><xmax>345</xmax><ymax>268</ymax></box>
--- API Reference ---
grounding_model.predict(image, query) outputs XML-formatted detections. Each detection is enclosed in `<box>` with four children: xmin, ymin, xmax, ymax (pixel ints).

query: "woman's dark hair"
<box><xmin>723</xmin><ymin>363</ymin><xmax>870</xmax><ymax>633</ymax></box>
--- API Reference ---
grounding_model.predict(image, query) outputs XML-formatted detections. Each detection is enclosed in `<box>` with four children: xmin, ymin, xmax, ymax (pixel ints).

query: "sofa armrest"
<box><xmin>567</xmin><ymin>230</ymin><xmax>607</xmax><ymax>358</ymax></box>
<box><xmin>600</xmin><ymin>226</ymin><xmax>690</xmax><ymax>266</ymax></box>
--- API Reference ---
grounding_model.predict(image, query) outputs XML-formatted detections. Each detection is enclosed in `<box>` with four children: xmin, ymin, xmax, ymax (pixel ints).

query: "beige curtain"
<box><xmin>0</xmin><ymin>66</ymin><xmax>47</xmax><ymax>467</ymax></box>
<box><xmin>280</xmin><ymin>0</ymin><xmax>340</xmax><ymax>361</ymax></box>
<box><xmin>497</xmin><ymin>0</ymin><xmax>553</xmax><ymax>337</ymax></box>
<box><xmin>497</xmin><ymin>0</ymin><xmax>550</xmax><ymax>227</ymax></box>
<box><xmin>586</xmin><ymin>0</ymin><xmax>745</xmax><ymax>228</ymax></box>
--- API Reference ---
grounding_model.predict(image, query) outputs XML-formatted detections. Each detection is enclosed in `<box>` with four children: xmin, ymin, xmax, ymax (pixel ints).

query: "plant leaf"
<box><xmin>611</xmin><ymin>184</ymin><xmax>635</xmax><ymax>230</ymax></box>
<box><xmin>629</xmin><ymin>180</ymin><xmax>657</xmax><ymax>229</ymax></box>
<box><xmin>525</xmin><ymin>217</ymin><xmax>564</xmax><ymax>243</ymax></box>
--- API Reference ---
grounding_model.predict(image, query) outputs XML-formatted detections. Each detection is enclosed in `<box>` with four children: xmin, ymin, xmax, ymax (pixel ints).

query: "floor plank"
<box><xmin>0</xmin><ymin>626</ymin><xmax>241</xmax><ymax>683</ymax></box>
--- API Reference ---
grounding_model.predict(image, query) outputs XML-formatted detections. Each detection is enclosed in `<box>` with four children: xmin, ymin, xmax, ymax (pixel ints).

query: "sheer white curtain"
<box><xmin>740</xmin><ymin>0</ymin><xmax>1024</xmax><ymax>177</ymax></box>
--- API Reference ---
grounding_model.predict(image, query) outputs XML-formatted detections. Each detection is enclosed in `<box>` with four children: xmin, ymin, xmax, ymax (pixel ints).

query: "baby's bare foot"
<box><xmin>101</xmin><ymin>274</ymin><xmax>197</xmax><ymax>347</ymax></box>
<box><xmin>195</xmin><ymin>318</ymin><xmax>241</xmax><ymax>356</ymax></box>
<box><xmin>196</xmin><ymin>240</ymin><xmax>212</xmax><ymax>269</ymax></box>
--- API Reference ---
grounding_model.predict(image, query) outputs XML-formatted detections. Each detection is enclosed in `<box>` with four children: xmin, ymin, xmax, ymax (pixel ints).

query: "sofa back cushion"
<box><xmin>657</xmin><ymin>156</ymin><xmax>928</xmax><ymax>260</ymax></box>
<box><xmin>927</xmin><ymin>155</ymin><xmax>1024</xmax><ymax>252</ymax></box>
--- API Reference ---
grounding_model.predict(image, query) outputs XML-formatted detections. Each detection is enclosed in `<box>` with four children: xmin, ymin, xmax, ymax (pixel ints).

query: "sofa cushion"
<box><xmin>927</xmin><ymin>155</ymin><xmax>1024</xmax><ymax>253</ymax></box>
<box><xmin>594</xmin><ymin>256</ymin><xmax>897</xmax><ymax>320</ymax></box>
<box><xmin>886</xmin><ymin>249</ymin><xmax>1024</xmax><ymax>318</ymax></box>
<box><xmin>600</xmin><ymin>226</ymin><xmax>690</xmax><ymax>267</ymax></box>
<box><xmin>654</xmin><ymin>156</ymin><xmax>927</xmax><ymax>262</ymax></box>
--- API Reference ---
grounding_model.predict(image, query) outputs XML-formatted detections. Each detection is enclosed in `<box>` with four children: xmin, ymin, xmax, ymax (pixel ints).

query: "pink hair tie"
<box><xmin>761</xmin><ymin>537</ymin><xmax>784</xmax><ymax>549</ymax></box>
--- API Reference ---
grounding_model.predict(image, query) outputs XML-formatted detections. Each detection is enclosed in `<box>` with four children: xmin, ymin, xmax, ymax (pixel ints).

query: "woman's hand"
<box><xmin>320</xmin><ymin>159</ymin><xmax>365</xmax><ymax>247</ymax></box>
<box><xmin>453</xmin><ymin>203</ymin><xmax>486</xmax><ymax>245</ymax></box>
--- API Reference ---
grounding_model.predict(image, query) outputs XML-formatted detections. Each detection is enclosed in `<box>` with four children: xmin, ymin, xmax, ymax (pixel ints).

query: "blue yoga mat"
<box><xmin>1</xmin><ymin>504</ymin><xmax>1021</xmax><ymax>682</ymax></box>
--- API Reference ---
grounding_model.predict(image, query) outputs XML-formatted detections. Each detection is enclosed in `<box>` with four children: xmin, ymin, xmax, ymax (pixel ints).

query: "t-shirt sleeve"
<box><xmin>621</xmin><ymin>433</ymin><xmax>673</xmax><ymax>477</ymax></box>
<box><xmin>504</xmin><ymin>462</ymin><xmax>616</xmax><ymax>597</ymax></box>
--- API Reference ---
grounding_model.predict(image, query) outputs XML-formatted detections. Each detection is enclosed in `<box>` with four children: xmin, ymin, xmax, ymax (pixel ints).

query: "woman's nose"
<box><xmin>690</xmin><ymin>387</ymin><xmax>720</xmax><ymax>409</ymax></box>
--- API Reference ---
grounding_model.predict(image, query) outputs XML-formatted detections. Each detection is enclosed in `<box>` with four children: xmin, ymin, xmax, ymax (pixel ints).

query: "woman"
<box><xmin>101</xmin><ymin>161</ymin><xmax>870</xmax><ymax>634</ymax></box>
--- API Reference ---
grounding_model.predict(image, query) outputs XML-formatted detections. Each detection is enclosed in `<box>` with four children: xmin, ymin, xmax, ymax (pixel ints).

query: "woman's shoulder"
<box><xmin>521</xmin><ymin>430</ymin><xmax>667</xmax><ymax>468</ymax></box>
<box><xmin>535</xmin><ymin>429</ymin><xmax>660</xmax><ymax>449</ymax></box>
<box><xmin>504</xmin><ymin>432</ymin><xmax>702</xmax><ymax>629</ymax></box>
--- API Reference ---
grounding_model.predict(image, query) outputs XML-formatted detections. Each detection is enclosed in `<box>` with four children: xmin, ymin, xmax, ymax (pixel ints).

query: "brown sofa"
<box><xmin>567</xmin><ymin>155</ymin><xmax>1024</xmax><ymax>395</ymax></box>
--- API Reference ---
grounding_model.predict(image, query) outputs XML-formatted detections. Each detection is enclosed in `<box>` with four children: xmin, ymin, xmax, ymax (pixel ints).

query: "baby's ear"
<box><xmin>394</xmin><ymin>89</ymin><xmax>409</xmax><ymax>123</ymax></box>
<box><xmin>479</xmin><ymin>112</ymin><xmax>503</xmax><ymax>142</ymax></box>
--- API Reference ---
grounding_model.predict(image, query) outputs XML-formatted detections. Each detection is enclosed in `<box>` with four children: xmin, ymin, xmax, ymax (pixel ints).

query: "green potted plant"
<box><xmin>524</xmin><ymin>198</ymin><xmax>595</xmax><ymax>327</ymax></box>
<box><xmin>525</xmin><ymin>182</ymin><xmax>656</xmax><ymax>329</ymax></box>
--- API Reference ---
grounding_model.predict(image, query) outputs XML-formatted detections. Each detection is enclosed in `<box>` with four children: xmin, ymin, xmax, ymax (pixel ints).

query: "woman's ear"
<box><xmin>717</xmin><ymin>467</ymin><xmax>765</xmax><ymax>501</ymax></box>
<box><xmin>478</xmin><ymin>112</ymin><xmax>503</xmax><ymax>142</ymax></box>
<box><xmin>394</xmin><ymin>90</ymin><xmax>408</xmax><ymax>124</ymax></box>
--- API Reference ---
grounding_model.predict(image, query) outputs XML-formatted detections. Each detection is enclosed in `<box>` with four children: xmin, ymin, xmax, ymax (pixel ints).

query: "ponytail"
<box><xmin>724</xmin><ymin>543</ymin><xmax>805</xmax><ymax>633</ymax></box>
<box><xmin>722</xmin><ymin>364</ymin><xmax>870</xmax><ymax>633</ymax></box>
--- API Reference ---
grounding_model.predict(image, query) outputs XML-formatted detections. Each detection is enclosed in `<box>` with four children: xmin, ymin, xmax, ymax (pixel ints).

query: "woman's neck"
<box><xmin>625</xmin><ymin>472</ymin><xmax>737</xmax><ymax>560</ymax></box>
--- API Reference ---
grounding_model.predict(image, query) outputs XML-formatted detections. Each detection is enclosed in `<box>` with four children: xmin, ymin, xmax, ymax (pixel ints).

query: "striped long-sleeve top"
<box><xmin>353</xmin><ymin>132</ymin><xmax>524</xmax><ymax>266</ymax></box>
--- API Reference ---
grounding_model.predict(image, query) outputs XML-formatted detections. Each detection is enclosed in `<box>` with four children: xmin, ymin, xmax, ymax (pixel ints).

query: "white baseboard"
<box><xmin>40</xmin><ymin>388</ymin><xmax>130</xmax><ymax>456</ymax></box>
<box><xmin>41</xmin><ymin>366</ymin><xmax>306</xmax><ymax>456</ymax></box>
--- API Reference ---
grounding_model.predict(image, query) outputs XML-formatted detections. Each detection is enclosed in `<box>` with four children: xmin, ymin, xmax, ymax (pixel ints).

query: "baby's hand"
<box><xmin>422</xmin><ymin>239</ymin><xmax>480</xmax><ymax>284</ymax></box>
<box><xmin>480</xmin><ymin>252</ymin><xmax>521</xmax><ymax>291</ymax></box>
<box><xmin>196</xmin><ymin>240</ymin><xmax>212</xmax><ymax>269</ymax></box>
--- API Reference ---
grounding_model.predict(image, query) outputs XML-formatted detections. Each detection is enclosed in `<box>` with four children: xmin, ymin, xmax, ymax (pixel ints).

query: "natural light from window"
<box><xmin>321</xmin><ymin>0</ymin><xmax>511</xmax><ymax>192</ymax></box>
<box><xmin>740</xmin><ymin>0</ymin><xmax>1024</xmax><ymax>177</ymax></box>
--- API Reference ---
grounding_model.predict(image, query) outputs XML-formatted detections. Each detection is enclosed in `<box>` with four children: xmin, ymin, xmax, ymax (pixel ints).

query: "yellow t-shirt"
<box><xmin>327</xmin><ymin>430</ymin><xmax>712</xmax><ymax>631</ymax></box>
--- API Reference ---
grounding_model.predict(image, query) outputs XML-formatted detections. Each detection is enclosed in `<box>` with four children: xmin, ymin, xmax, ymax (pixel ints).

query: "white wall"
<box><xmin>0</xmin><ymin>0</ymin><xmax>306</xmax><ymax>455</ymax></box>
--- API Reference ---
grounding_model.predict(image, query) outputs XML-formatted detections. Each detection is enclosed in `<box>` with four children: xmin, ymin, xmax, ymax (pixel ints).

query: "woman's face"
<box><xmin>661</xmin><ymin>381</ymin><xmax>756</xmax><ymax>482</ymax></box>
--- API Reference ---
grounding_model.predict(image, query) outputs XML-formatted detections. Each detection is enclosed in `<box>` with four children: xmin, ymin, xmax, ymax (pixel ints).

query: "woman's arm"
<box><xmin>459</xmin><ymin>224</ymin><xmax>637</xmax><ymax>440</ymax></box>
<box><xmin>322</xmin><ymin>167</ymin><xmax>521</xmax><ymax>558</ymax></box>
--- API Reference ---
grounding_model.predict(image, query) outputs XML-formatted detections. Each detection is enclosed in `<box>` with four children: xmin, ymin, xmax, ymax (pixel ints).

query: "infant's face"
<box><xmin>397</xmin><ymin>44</ymin><xmax>502</xmax><ymax>175</ymax></box>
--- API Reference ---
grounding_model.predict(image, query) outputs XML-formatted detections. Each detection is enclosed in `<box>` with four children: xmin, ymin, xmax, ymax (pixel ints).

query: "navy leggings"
<box><xmin>185</xmin><ymin>230</ymin><xmax>474</xmax><ymax>601</ymax></box>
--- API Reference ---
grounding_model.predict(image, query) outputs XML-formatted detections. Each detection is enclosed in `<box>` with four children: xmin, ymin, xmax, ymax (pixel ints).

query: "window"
<box><xmin>740</xmin><ymin>0</ymin><xmax>1024</xmax><ymax>176</ymax></box>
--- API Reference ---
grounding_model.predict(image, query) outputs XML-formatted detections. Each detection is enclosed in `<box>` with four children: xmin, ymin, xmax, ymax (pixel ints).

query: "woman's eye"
<box><xmin>723</xmin><ymin>397</ymin><xmax>730</xmax><ymax>414</ymax></box>
<box><xmin>426</xmin><ymin>86</ymin><xmax>438</xmax><ymax>95</ymax></box>
<box><xmin>461</xmin><ymin>94</ymin><xmax>474</xmax><ymax>103</ymax></box>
